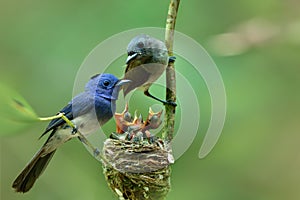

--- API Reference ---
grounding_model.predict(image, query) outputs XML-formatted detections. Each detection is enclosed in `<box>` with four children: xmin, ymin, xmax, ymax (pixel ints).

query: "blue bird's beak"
<box><xmin>112</xmin><ymin>79</ymin><xmax>131</xmax><ymax>100</ymax></box>
<box><xmin>115</xmin><ymin>79</ymin><xmax>131</xmax><ymax>87</ymax></box>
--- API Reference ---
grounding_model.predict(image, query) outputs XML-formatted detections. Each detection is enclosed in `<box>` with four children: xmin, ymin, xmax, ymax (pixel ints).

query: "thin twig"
<box><xmin>163</xmin><ymin>0</ymin><xmax>180</xmax><ymax>143</ymax></box>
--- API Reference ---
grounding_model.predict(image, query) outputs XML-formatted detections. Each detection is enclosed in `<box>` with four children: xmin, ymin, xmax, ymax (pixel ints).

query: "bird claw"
<box><xmin>164</xmin><ymin>100</ymin><xmax>177</xmax><ymax>107</ymax></box>
<box><xmin>168</xmin><ymin>56</ymin><xmax>176</xmax><ymax>63</ymax></box>
<box><xmin>72</xmin><ymin>126</ymin><xmax>78</xmax><ymax>134</ymax></box>
<box><xmin>93</xmin><ymin>148</ymin><xmax>100</xmax><ymax>157</ymax></box>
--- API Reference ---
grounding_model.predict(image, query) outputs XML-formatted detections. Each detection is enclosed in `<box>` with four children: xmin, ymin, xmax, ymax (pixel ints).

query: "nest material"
<box><xmin>102</xmin><ymin>138</ymin><xmax>172</xmax><ymax>200</ymax></box>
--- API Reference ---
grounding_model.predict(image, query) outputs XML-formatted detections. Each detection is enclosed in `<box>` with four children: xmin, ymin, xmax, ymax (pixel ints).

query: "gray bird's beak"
<box><xmin>126</xmin><ymin>52</ymin><xmax>139</xmax><ymax>64</ymax></box>
<box><xmin>116</xmin><ymin>79</ymin><xmax>131</xmax><ymax>87</ymax></box>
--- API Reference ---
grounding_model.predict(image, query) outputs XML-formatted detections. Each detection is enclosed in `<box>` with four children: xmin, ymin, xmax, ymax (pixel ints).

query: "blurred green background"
<box><xmin>1</xmin><ymin>0</ymin><xmax>300</xmax><ymax>199</ymax></box>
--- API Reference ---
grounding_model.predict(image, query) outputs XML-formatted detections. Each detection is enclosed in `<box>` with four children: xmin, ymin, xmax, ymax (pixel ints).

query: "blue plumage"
<box><xmin>12</xmin><ymin>73</ymin><xmax>129</xmax><ymax>193</ymax></box>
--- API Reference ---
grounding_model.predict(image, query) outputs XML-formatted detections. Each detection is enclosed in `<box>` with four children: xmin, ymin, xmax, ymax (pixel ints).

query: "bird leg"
<box><xmin>58</xmin><ymin>112</ymin><xmax>100</xmax><ymax>157</ymax></box>
<box><xmin>144</xmin><ymin>89</ymin><xmax>177</xmax><ymax>106</ymax></box>
<box><xmin>142</xmin><ymin>56</ymin><xmax>177</xmax><ymax>106</ymax></box>
<box><xmin>40</xmin><ymin>112</ymin><xmax>102</xmax><ymax>158</ymax></box>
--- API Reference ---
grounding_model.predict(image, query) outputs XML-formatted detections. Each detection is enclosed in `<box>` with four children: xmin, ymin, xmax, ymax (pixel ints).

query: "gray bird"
<box><xmin>123</xmin><ymin>34</ymin><xmax>175</xmax><ymax>105</ymax></box>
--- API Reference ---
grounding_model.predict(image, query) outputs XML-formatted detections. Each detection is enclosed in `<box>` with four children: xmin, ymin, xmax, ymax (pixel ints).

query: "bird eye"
<box><xmin>103</xmin><ymin>80</ymin><xmax>111</xmax><ymax>87</ymax></box>
<box><xmin>137</xmin><ymin>41</ymin><xmax>144</xmax><ymax>48</ymax></box>
<box><xmin>128</xmin><ymin>51</ymin><xmax>135</xmax><ymax>56</ymax></box>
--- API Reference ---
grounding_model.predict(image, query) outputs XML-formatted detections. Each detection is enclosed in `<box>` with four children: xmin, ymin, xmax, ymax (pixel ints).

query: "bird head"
<box><xmin>85</xmin><ymin>73</ymin><xmax>130</xmax><ymax>100</ymax></box>
<box><xmin>126</xmin><ymin>34</ymin><xmax>168</xmax><ymax>65</ymax></box>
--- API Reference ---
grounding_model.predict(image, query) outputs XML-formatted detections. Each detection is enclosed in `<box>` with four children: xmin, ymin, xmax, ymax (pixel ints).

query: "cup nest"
<box><xmin>101</xmin><ymin>104</ymin><xmax>174</xmax><ymax>200</ymax></box>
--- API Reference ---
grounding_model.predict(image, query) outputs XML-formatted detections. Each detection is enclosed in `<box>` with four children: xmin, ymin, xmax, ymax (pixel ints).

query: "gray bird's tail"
<box><xmin>12</xmin><ymin>149</ymin><xmax>56</xmax><ymax>193</ymax></box>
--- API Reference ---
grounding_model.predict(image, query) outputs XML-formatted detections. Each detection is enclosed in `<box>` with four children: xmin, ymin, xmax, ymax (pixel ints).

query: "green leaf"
<box><xmin>0</xmin><ymin>83</ymin><xmax>39</xmax><ymax>136</ymax></box>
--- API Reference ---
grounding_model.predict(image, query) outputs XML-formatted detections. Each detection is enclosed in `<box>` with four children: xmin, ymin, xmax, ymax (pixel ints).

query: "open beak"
<box><xmin>126</xmin><ymin>52</ymin><xmax>139</xmax><ymax>64</ymax></box>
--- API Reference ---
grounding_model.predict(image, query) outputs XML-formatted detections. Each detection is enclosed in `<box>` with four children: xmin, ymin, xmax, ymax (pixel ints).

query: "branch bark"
<box><xmin>163</xmin><ymin>0</ymin><xmax>180</xmax><ymax>143</ymax></box>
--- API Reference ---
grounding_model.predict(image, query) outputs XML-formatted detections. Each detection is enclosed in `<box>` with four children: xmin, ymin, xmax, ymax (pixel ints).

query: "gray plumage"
<box><xmin>123</xmin><ymin>34</ymin><xmax>169</xmax><ymax>97</ymax></box>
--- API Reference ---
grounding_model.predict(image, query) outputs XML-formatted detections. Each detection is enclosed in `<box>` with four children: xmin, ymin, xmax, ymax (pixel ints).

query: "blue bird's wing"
<box><xmin>40</xmin><ymin>92</ymin><xmax>94</xmax><ymax>138</ymax></box>
<box><xmin>39</xmin><ymin>103</ymin><xmax>73</xmax><ymax>139</ymax></box>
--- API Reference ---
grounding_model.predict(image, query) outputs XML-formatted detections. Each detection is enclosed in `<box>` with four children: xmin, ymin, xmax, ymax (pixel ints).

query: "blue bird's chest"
<box><xmin>94</xmin><ymin>98</ymin><xmax>115</xmax><ymax>125</ymax></box>
<box><xmin>72</xmin><ymin>97</ymin><xmax>115</xmax><ymax>135</ymax></box>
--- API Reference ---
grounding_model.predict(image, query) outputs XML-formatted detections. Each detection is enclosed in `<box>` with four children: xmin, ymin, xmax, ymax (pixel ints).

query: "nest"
<box><xmin>101</xmin><ymin>105</ymin><xmax>174</xmax><ymax>200</ymax></box>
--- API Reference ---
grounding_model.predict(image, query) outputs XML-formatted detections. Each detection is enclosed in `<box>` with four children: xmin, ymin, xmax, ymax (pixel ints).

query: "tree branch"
<box><xmin>163</xmin><ymin>0</ymin><xmax>180</xmax><ymax>143</ymax></box>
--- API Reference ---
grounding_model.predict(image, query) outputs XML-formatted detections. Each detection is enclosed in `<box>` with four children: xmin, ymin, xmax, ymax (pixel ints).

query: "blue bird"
<box><xmin>12</xmin><ymin>73</ymin><xmax>129</xmax><ymax>193</ymax></box>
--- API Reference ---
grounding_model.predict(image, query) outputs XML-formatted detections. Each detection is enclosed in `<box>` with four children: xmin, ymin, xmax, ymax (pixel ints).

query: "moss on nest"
<box><xmin>102</xmin><ymin>138</ymin><xmax>172</xmax><ymax>200</ymax></box>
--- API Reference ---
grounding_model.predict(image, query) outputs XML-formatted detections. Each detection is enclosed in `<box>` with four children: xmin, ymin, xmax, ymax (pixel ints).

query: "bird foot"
<box><xmin>93</xmin><ymin>148</ymin><xmax>100</xmax><ymax>157</ymax></box>
<box><xmin>72</xmin><ymin>126</ymin><xmax>78</xmax><ymax>134</ymax></box>
<box><xmin>163</xmin><ymin>100</ymin><xmax>177</xmax><ymax>107</ymax></box>
<box><xmin>168</xmin><ymin>56</ymin><xmax>176</xmax><ymax>63</ymax></box>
